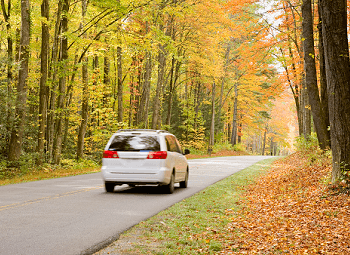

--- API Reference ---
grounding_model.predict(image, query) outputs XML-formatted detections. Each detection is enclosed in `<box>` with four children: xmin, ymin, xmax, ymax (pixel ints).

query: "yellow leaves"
<box><xmin>175</xmin><ymin>0</ymin><xmax>239</xmax><ymax>79</ymax></box>
<box><xmin>308</xmin><ymin>52</ymin><xmax>315</xmax><ymax>59</ymax></box>
<box><xmin>305</xmin><ymin>104</ymin><xmax>311</xmax><ymax>110</ymax></box>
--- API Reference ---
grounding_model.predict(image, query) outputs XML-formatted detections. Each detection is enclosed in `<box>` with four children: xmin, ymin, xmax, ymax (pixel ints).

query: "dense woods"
<box><xmin>0</xmin><ymin>0</ymin><xmax>289</xmax><ymax>167</ymax></box>
<box><xmin>1</xmin><ymin>0</ymin><xmax>350</xmax><ymax>184</ymax></box>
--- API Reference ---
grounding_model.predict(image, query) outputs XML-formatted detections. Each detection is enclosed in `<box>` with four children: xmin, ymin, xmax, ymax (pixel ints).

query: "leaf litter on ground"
<box><xmin>95</xmin><ymin>152</ymin><xmax>350</xmax><ymax>254</ymax></box>
<box><xmin>222</xmin><ymin>152</ymin><xmax>350</xmax><ymax>254</ymax></box>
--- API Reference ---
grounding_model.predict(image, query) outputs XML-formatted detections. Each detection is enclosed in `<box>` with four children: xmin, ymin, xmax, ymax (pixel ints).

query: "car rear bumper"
<box><xmin>101</xmin><ymin>167</ymin><xmax>172</xmax><ymax>185</ymax></box>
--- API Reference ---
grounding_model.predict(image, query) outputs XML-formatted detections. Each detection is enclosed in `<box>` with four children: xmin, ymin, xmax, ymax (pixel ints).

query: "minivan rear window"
<box><xmin>108</xmin><ymin>135</ymin><xmax>160</xmax><ymax>151</ymax></box>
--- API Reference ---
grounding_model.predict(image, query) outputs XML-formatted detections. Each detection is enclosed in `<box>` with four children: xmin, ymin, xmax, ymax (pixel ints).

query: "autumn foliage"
<box><xmin>0</xmin><ymin>0</ymin><xmax>293</xmax><ymax>168</ymax></box>
<box><xmin>220</xmin><ymin>152</ymin><xmax>350</xmax><ymax>254</ymax></box>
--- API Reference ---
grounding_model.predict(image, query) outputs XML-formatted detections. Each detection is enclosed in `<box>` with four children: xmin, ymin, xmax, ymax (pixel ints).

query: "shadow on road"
<box><xmin>102</xmin><ymin>184</ymin><xmax>183</xmax><ymax>195</ymax></box>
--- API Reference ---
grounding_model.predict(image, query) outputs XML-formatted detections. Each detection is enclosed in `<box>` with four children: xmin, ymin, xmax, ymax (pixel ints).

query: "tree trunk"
<box><xmin>262</xmin><ymin>125</ymin><xmax>267</xmax><ymax>155</ymax></box>
<box><xmin>166</xmin><ymin>56</ymin><xmax>176</xmax><ymax>127</ymax></box>
<box><xmin>47</xmin><ymin>0</ymin><xmax>63</xmax><ymax>163</ymax></box>
<box><xmin>8</xmin><ymin>0</ymin><xmax>30</xmax><ymax>161</ymax></box>
<box><xmin>112</xmin><ymin>51</ymin><xmax>117</xmax><ymax>112</ymax></box>
<box><xmin>151</xmin><ymin>44</ymin><xmax>166</xmax><ymax>129</ymax></box>
<box><xmin>318</xmin><ymin>4</ymin><xmax>330</xmax><ymax>142</ymax></box>
<box><xmin>104</xmin><ymin>55</ymin><xmax>110</xmax><ymax>85</ymax></box>
<box><xmin>300</xmin><ymin>78</ymin><xmax>311</xmax><ymax>137</ymax></box>
<box><xmin>237</xmin><ymin>121</ymin><xmax>242</xmax><ymax>143</ymax></box>
<box><xmin>116</xmin><ymin>0</ymin><xmax>122</xmax><ymax>123</ymax></box>
<box><xmin>37</xmin><ymin>0</ymin><xmax>50</xmax><ymax>164</ymax></box>
<box><xmin>103</xmin><ymin>51</ymin><xmax>110</xmax><ymax>107</ymax></box>
<box><xmin>194</xmin><ymin>81</ymin><xmax>201</xmax><ymax>130</ymax></box>
<box><xmin>208</xmin><ymin>82</ymin><xmax>216</xmax><ymax>154</ymax></box>
<box><xmin>301</xmin><ymin>0</ymin><xmax>330</xmax><ymax>149</ymax></box>
<box><xmin>129</xmin><ymin>72</ymin><xmax>135</xmax><ymax>127</ymax></box>
<box><xmin>319</xmin><ymin>0</ymin><xmax>350</xmax><ymax>181</ymax></box>
<box><xmin>230</xmin><ymin>83</ymin><xmax>238</xmax><ymax>146</ymax></box>
<box><xmin>53</xmin><ymin>0</ymin><xmax>69</xmax><ymax>164</ymax></box>
<box><xmin>270</xmin><ymin>137</ymin><xmax>274</xmax><ymax>156</ymax></box>
<box><xmin>136</xmin><ymin>51</ymin><xmax>152</xmax><ymax>127</ymax></box>
<box><xmin>165</xmin><ymin>20</ymin><xmax>181</xmax><ymax>127</ymax></box>
<box><xmin>130</xmin><ymin>55</ymin><xmax>143</xmax><ymax>126</ymax></box>
<box><xmin>152</xmin><ymin>17</ymin><xmax>172</xmax><ymax>130</ymax></box>
<box><xmin>117</xmin><ymin>45</ymin><xmax>123</xmax><ymax>123</ymax></box>
<box><xmin>132</xmin><ymin>56</ymin><xmax>142</xmax><ymax>125</ymax></box>
<box><xmin>76</xmin><ymin>59</ymin><xmax>89</xmax><ymax>160</ymax></box>
<box><xmin>76</xmin><ymin>0</ymin><xmax>89</xmax><ymax>160</ymax></box>
<box><xmin>217</xmin><ymin>44</ymin><xmax>230</xmax><ymax>129</ymax></box>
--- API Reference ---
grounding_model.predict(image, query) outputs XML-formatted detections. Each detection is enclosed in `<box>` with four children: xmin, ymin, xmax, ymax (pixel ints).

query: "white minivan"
<box><xmin>101</xmin><ymin>129</ymin><xmax>190</xmax><ymax>193</ymax></box>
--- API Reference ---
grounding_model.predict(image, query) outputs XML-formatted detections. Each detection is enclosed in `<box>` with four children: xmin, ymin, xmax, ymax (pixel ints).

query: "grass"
<box><xmin>0</xmin><ymin>160</ymin><xmax>100</xmax><ymax>186</ymax></box>
<box><xmin>95</xmin><ymin>157</ymin><xmax>280</xmax><ymax>254</ymax></box>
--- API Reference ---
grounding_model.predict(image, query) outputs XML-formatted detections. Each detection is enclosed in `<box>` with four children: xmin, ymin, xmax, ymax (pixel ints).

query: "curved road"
<box><xmin>0</xmin><ymin>156</ymin><xmax>272</xmax><ymax>255</ymax></box>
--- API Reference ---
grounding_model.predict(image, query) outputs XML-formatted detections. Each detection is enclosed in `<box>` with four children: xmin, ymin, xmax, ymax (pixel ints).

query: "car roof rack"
<box><xmin>116</xmin><ymin>129</ymin><xmax>170</xmax><ymax>134</ymax></box>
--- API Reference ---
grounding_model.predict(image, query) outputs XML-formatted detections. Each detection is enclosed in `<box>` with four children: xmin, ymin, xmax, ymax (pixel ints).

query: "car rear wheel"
<box><xmin>105</xmin><ymin>182</ymin><xmax>115</xmax><ymax>192</ymax></box>
<box><xmin>179</xmin><ymin>169</ymin><xmax>188</xmax><ymax>188</ymax></box>
<box><xmin>164</xmin><ymin>171</ymin><xmax>175</xmax><ymax>194</ymax></box>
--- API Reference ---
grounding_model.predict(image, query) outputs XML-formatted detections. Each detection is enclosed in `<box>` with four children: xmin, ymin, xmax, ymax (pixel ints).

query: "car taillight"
<box><xmin>147</xmin><ymin>151</ymin><xmax>167</xmax><ymax>159</ymax></box>
<box><xmin>103</xmin><ymin>150</ymin><xmax>119</xmax><ymax>158</ymax></box>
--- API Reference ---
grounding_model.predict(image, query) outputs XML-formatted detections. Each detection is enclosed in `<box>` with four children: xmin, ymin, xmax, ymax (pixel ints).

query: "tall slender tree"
<box><xmin>152</xmin><ymin>42</ymin><xmax>167</xmax><ymax>129</ymax></box>
<box><xmin>8</xmin><ymin>0</ymin><xmax>30</xmax><ymax>161</ymax></box>
<box><xmin>319</xmin><ymin>0</ymin><xmax>350</xmax><ymax>181</ymax></box>
<box><xmin>53</xmin><ymin>0</ymin><xmax>69</xmax><ymax>164</ymax></box>
<box><xmin>76</xmin><ymin>0</ymin><xmax>89</xmax><ymax>160</ymax></box>
<box><xmin>37</xmin><ymin>0</ymin><xmax>50</xmax><ymax>164</ymax></box>
<box><xmin>208</xmin><ymin>81</ymin><xmax>216</xmax><ymax>154</ymax></box>
<box><xmin>230</xmin><ymin>82</ymin><xmax>238</xmax><ymax>146</ymax></box>
<box><xmin>47</xmin><ymin>0</ymin><xmax>63</xmax><ymax>163</ymax></box>
<box><xmin>317</xmin><ymin>0</ymin><xmax>330</xmax><ymax>142</ymax></box>
<box><xmin>301</xmin><ymin>0</ymin><xmax>330</xmax><ymax>149</ymax></box>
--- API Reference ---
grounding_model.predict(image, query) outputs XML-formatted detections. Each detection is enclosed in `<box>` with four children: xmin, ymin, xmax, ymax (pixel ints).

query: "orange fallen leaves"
<box><xmin>221</xmin><ymin>152</ymin><xmax>350</xmax><ymax>254</ymax></box>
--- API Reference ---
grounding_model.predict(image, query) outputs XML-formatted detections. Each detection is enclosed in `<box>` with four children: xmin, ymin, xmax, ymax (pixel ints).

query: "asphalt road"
<box><xmin>0</xmin><ymin>156</ymin><xmax>273</xmax><ymax>255</ymax></box>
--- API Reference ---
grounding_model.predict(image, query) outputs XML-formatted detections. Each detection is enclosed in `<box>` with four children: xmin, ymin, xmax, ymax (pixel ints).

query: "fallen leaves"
<box><xmin>219</xmin><ymin>152</ymin><xmax>350</xmax><ymax>254</ymax></box>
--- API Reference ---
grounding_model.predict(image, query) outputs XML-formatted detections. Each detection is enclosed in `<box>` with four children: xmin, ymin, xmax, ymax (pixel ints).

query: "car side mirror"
<box><xmin>184</xmin><ymin>149</ymin><xmax>190</xmax><ymax>155</ymax></box>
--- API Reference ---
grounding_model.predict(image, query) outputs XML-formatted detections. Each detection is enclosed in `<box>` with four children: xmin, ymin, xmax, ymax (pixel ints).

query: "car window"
<box><xmin>165</xmin><ymin>137</ymin><xmax>172</xmax><ymax>152</ymax></box>
<box><xmin>174</xmin><ymin>137</ymin><xmax>182</xmax><ymax>153</ymax></box>
<box><xmin>166</xmin><ymin>135</ymin><xmax>182</xmax><ymax>153</ymax></box>
<box><xmin>165</xmin><ymin>136</ymin><xmax>175</xmax><ymax>152</ymax></box>
<box><xmin>108</xmin><ymin>135</ymin><xmax>160</xmax><ymax>151</ymax></box>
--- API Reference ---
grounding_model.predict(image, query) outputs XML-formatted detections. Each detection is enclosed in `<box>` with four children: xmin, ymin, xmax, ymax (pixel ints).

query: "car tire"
<box><xmin>179</xmin><ymin>168</ymin><xmax>188</xmax><ymax>188</ymax></box>
<box><xmin>105</xmin><ymin>182</ymin><xmax>115</xmax><ymax>192</ymax></box>
<box><xmin>164</xmin><ymin>171</ymin><xmax>175</xmax><ymax>194</ymax></box>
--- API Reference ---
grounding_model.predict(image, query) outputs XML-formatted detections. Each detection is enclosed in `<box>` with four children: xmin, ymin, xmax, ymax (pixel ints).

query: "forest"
<box><xmin>1</xmin><ymin>0</ymin><xmax>349</xmax><ymax>184</ymax></box>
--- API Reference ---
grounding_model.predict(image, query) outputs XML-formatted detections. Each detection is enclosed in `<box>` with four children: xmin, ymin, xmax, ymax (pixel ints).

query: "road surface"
<box><xmin>0</xmin><ymin>156</ymin><xmax>273</xmax><ymax>255</ymax></box>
